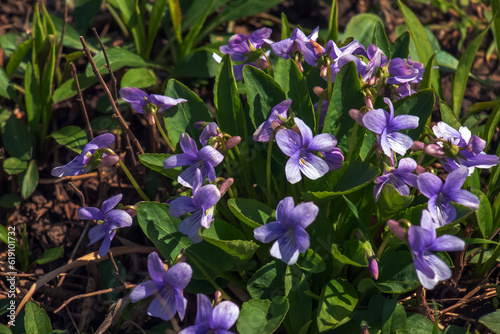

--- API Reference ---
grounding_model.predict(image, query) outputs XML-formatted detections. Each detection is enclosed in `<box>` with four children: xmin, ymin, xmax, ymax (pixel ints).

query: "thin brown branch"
<box><xmin>70</xmin><ymin>62</ymin><xmax>94</xmax><ymax>140</ymax></box>
<box><xmin>92</xmin><ymin>27</ymin><xmax>118</xmax><ymax>103</ymax></box>
<box><xmin>38</xmin><ymin>172</ymin><xmax>98</xmax><ymax>184</ymax></box>
<box><xmin>440</xmin><ymin>280</ymin><xmax>489</xmax><ymax>316</ymax></box>
<box><xmin>79</xmin><ymin>36</ymin><xmax>145</xmax><ymax>155</ymax></box>
<box><xmin>107</xmin><ymin>249</ymin><xmax>126</xmax><ymax>286</ymax></box>
<box><xmin>65</xmin><ymin>306</ymin><xmax>81</xmax><ymax>334</ymax></box>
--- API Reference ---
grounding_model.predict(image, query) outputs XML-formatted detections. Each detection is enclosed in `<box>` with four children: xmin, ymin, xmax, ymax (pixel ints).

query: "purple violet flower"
<box><xmin>322</xmin><ymin>148</ymin><xmax>344</xmax><ymax>171</ymax></box>
<box><xmin>163</xmin><ymin>133</ymin><xmax>224</xmax><ymax>188</ymax></box>
<box><xmin>432</xmin><ymin>122</ymin><xmax>499</xmax><ymax>174</ymax></box>
<box><xmin>253</xmin><ymin>99</ymin><xmax>292</xmax><ymax>142</ymax></box>
<box><xmin>254</xmin><ymin>196</ymin><xmax>318</xmax><ymax>265</ymax></box>
<box><xmin>322</xmin><ymin>39</ymin><xmax>367</xmax><ymax>82</ymax></box>
<box><xmin>417</xmin><ymin>166</ymin><xmax>480</xmax><ymax>227</ymax></box>
<box><xmin>130</xmin><ymin>252</ymin><xmax>192</xmax><ymax>321</ymax></box>
<box><xmin>199</xmin><ymin>122</ymin><xmax>220</xmax><ymax>146</ymax></box>
<box><xmin>408</xmin><ymin>209</ymin><xmax>465</xmax><ymax>289</ymax></box>
<box><xmin>51</xmin><ymin>133</ymin><xmax>117</xmax><ymax>177</ymax></box>
<box><xmin>373</xmin><ymin>157</ymin><xmax>418</xmax><ymax>201</ymax></box>
<box><xmin>179</xmin><ymin>294</ymin><xmax>240</xmax><ymax>334</ymax></box>
<box><xmin>395</xmin><ymin>82</ymin><xmax>416</xmax><ymax>99</ymax></box>
<box><xmin>169</xmin><ymin>169</ymin><xmax>221</xmax><ymax>243</ymax></box>
<box><xmin>78</xmin><ymin>194</ymin><xmax>132</xmax><ymax>257</ymax></box>
<box><xmin>271</xmin><ymin>27</ymin><xmax>323</xmax><ymax>66</ymax></box>
<box><xmin>220</xmin><ymin>28</ymin><xmax>272</xmax><ymax>62</ymax></box>
<box><xmin>119</xmin><ymin>87</ymin><xmax>187</xmax><ymax>114</ymax></box>
<box><xmin>387</xmin><ymin>57</ymin><xmax>424</xmax><ymax>85</ymax></box>
<box><xmin>360</xmin><ymin>44</ymin><xmax>388</xmax><ymax>82</ymax></box>
<box><xmin>276</xmin><ymin>117</ymin><xmax>338</xmax><ymax>184</ymax></box>
<box><xmin>362</xmin><ymin>97</ymin><xmax>419</xmax><ymax>158</ymax></box>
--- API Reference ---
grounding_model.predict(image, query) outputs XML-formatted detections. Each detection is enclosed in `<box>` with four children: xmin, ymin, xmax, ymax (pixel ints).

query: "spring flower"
<box><xmin>119</xmin><ymin>87</ymin><xmax>187</xmax><ymax>114</ymax></box>
<box><xmin>417</xmin><ymin>166</ymin><xmax>480</xmax><ymax>227</ymax></box>
<box><xmin>408</xmin><ymin>210</ymin><xmax>465</xmax><ymax>289</ymax></box>
<box><xmin>179</xmin><ymin>294</ymin><xmax>240</xmax><ymax>334</ymax></box>
<box><xmin>163</xmin><ymin>133</ymin><xmax>224</xmax><ymax>188</ymax></box>
<box><xmin>78</xmin><ymin>194</ymin><xmax>132</xmax><ymax>257</ymax></box>
<box><xmin>373</xmin><ymin>157</ymin><xmax>418</xmax><ymax>201</ymax></box>
<box><xmin>322</xmin><ymin>39</ymin><xmax>367</xmax><ymax>82</ymax></box>
<box><xmin>130</xmin><ymin>252</ymin><xmax>192</xmax><ymax>321</ymax></box>
<box><xmin>276</xmin><ymin>117</ymin><xmax>338</xmax><ymax>184</ymax></box>
<box><xmin>395</xmin><ymin>82</ymin><xmax>416</xmax><ymax>99</ymax></box>
<box><xmin>271</xmin><ymin>27</ymin><xmax>323</xmax><ymax>66</ymax></box>
<box><xmin>169</xmin><ymin>169</ymin><xmax>221</xmax><ymax>243</ymax></box>
<box><xmin>254</xmin><ymin>196</ymin><xmax>318</xmax><ymax>265</ymax></box>
<box><xmin>322</xmin><ymin>148</ymin><xmax>344</xmax><ymax>171</ymax></box>
<box><xmin>51</xmin><ymin>133</ymin><xmax>117</xmax><ymax>177</ymax></box>
<box><xmin>362</xmin><ymin>97</ymin><xmax>419</xmax><ymax>158</ymax></box>
<box><xmin>199</xmin><ymin>122</ymin><xmax>220</xmax><ymax>146</ymax></box>
<box><xmin>253</xmin><ymin>99</ymin><xmax>292</xmax><ymax>142</ymax></box>
<box><xmin>387</xmin><ymin>57</ymin><xmax>424</xmax><ymax>85</ymax></box>
<box><xmin>360</xmin><ymin>44</ymin><xmax>388</xmax><ymax>83</ymax></box>
<box><xmin>432</xmin><ymin>122</ymin><xmax>499</xmax><ymax>174</ymax></box>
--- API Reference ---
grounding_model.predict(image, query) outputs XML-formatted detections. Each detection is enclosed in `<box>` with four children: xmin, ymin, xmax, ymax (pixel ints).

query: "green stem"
<box><xmin>267</xmin><ymin>132</ymin><xmax>276</xmax><ymax>206</ymax></box>
<box><xmin>376</xmin><ymin>232</ymin><xmax>392</xmax><ymax>259</ymax></box>
<box><xmin>118</xmin><ymin>160</ymin><xmax>150</xmax><ymax>201</ymax></box>
<box><xmin>478</xmin><ymin>244</ymin><xmax>500</xmax><ymax>277</ymax></box>
<box><xmin>346</xmin><ymin>123</ymin><xmax>359</xmax><ymax>162</ymax></box>
<box><xmin>152</xmin><ymin>112</ymin><xmax>175</xmax><ymax>152</ymax></box>
<box><xmin>261</xmin><ymin>49</ymin><xmax>274</xmax><ymax>77</ymax></box>
<box><xmin>233</xmin><ymin>145</ymin><xmax>255</xmax><ymax>198</ymax></box>
<box><xmin>315</xmin><ymin>95</ymin><xmax>324</xmax><ymax>134</ymax></box>
<box><xmin>185</xmin><ymin>251</ymin><xmax>231</xmax><ymax>300</ymax></box>
<box><xmin>326</xmin><ymin>58</ymin><xmax>333</xmax><ymax>100</ymax></box>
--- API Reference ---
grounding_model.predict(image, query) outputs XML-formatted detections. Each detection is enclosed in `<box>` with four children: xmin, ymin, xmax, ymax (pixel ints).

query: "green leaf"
<box><xmin>171</xmin><ymin>49</ymin><xmax>220</xmax><ymax>78</ymax></box>
<box><xmin>2</xmin><ymin>117</ymin><xmax>31</xmax><ymax>160</ymax></box>
<box><xmin>200</xmin><ymin>220</ymin><xmax>259</xmax><ymax>260</ymax></box>
<box><xmin>164</xmin><ymin>79</ymin><xmax>212</xmax><ymax>147</ymax></box>
<box><xmin>322</xmin><ymin>62</ymin><xmax>365</xmax><ymax>159</ymax></box>
<box><xmin>479</xmin><ymin>310</ymin><xmax>500</xmax><ymax>333</ymax></box>
<box><xmin>376</xmin><ymin>251</ymin><xmax>420</xmax><ymax>293</ymax></box>
<box><xmin>452</xmin><ymin>19</ymin><xmax>493</xmax><ymax>118</ymax></box>
<box><xmin>236</xmin><ymin>297</ymin><xmax>289</xmax><ymax>334</ymax></box>
<box><xmin>492</xmin><ymin>0</ymin><xmax>500</xmax><ymax>64</ymax></box>
<box><xmin>52</xmin><ymin>72</ymin><xmax>98</xmax><ymax>103</ymax></box>
<box><xmin>147</xmin><ymin>0</ymin><xmax>168</xmax><ymax>57</ymax></box>
<box><xmin>392</xmin><ymin>89</ymin><xmax>435</xmax><ymax>141</ymax></box>
<box><xmin>3</xmin><ymin>157</ymin><xmax>28</xmax><ymax>175</ymax></box>
<box><xmin>317</xmin><ymin>278</ymin><xmax>358</xmax><ymax>332</ymax></box>
<box><xmin>0</xmin><ymin>194</ymin><xmax>21</xmax><ymax>208</ymax></box>
<box><xmin>168</xmin><ymin>0</ymin><xmax>183</xmax><ymax>43</ymax></box>
<box><xmin>50</xmin><ymin>126</ymin><xmax>88</xmax><ymax>154</ymax></box>
<box><xmin>471</xmin><ymin>189</ymin><xmax>493</xmax><ymax>239</ymax></box>
<box><xmin>327</xmin><ymin>0</ymin><xmax>339</xmax><ymax>42</ymax></box>
<box><xmin>281</xmin><ymin>12</ymin><xmax>291</xmax><ymax>40</ymax></box>
<box><xmin>405</xmin><ymin>313</ymin><xmax>436</xmax><ymax>334</ymax></box>
<box><xmin>376</xmin><ymin>183</ymin><xmax>414</xmax><ymax>222</ymax></box>
<box><xmin>390</xmin><ymin>32</ymin><xmax>410</xmax><ymax>59</ymax></box>
<box><xmin>85</xmin><ymin>47</ymin><xmax>153</xmax><ymax>77</ymax></box>
<box><xmin>331</xmin><ymin>240</ymin><xmax>369</xmax><ymax>267</ymax></box>
<box><xmin>344</xmin><ymin>13</ymin><xmax>384</xmax><ymax>48</ymax></box>
<box><xmin>120</xmin><ymin>67</ymin><xmax>157</xmax><ymax>89</ymax></box>
<box><xmin>372</xmin><ymin>21</ymin><xmax>391</xmax><ymax>59</ymax></box>
<box><xmin>19</xmin><ymin>160</ymin><xmax>38</xmax><ymax>199</ymax></box>
<box><xmin>138</xmin><ymin>153</ymin><xmax>181</xmax><ymax>179</ymax></box>
<box><xmin>36</xmin><ymin>246</ymin><xmax>64</xmax><ymax>264</ymax></box>
<box><xmin>24</xmin><ymin>301</ymin><xmax>52</xmax><ymax>334</ymax></box>
<box><xmin>285</xmin><ymin>266</ymin><xmax>312</xmax><ymax>331</ymax></box>
<box><xmin>214</xmin><ymin>54</ymin><xmax>246</xmax><ymax>136</ymax></box>
<box><xmin>0</xmin><ymin>324</ymin><xmax>12</xmax><ymax>334</ymax></box>
<box><xmin>0</xmin><ymin>68</ymin><xmax>10</xmax><ymax>99</ymax></box>
<box><xmin>5</xmin><ymin>38</ymin><xmax>32</xmax><ymax>76</ymax></box>
<box><xmin>274</xmin><ymin>58</ymin><xmax>315</xmax><ymax>127</ymax></box>
<box><xmin>24</xmin><ymin>61</ymin><xmax>41</xmax><ymax>135</ymax></box>
<box><xmin>137</xmin><ymin>201</ymin><xmax>193</xmax><ymax>261</ymax></box>
<box><xmin>296</xmin><ymin>248</ymin><xmax>326</xmax><ymax>273</ymax></box>
<box><xmin>243</xmin><ymin>65</ymin><xmax>286</xmax><ymax>129</ymax></box>
<box><xmin>51</xmin><ymin>16</ymin><xmax>99</xmax><ymax>52</ymax></box>
<box><xmin>398</xmin><ymin>0</ymin><xmax>442</xmax><ymax>98</ymax></box>
<box><xmin>439</xmin><ymin>99</ymin><xmax>461</xmax><ymax>129</ymax></box>
<box><xmin>227</xmin><ymin>198</ymin><xmax>274</xmax><ymax>229</ymax></box>
<box><xmin>248</xmin><ymin>260</ymin><xmax>287</xmax><ymax>299</ymax></box>
<box><xmin>420</xmin><ymin>54</ymin><xmax>435</xmax><ymax>91</ymax></box>
<box><xmin>482</xmin><ymin>104</ymin><xmax>500</xmax><ymax>151</ymax></box>
<box><xmin>306</xmin><ymin>161</ymin><xmax>379</xmax><ymax>201</ymax></box>
<box><xmin>74</xmin><ymin>0</ymin><xmax>102</xmax><ymax>32</ymax></box>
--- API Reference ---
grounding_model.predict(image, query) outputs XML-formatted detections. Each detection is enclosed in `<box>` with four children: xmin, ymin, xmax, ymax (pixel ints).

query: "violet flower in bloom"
<box><xmin>387</xmin><ymin>57</ymin><xmax>424</xmax><ymax>85</ymax></box>
<box><xmin>169</xmin><ymin>169</ymin><xmax>221</xmax><ymax>243</ymax></box>
<box><xmin>417</xmin><ymin>166</ymin><xmax>480</xmax><ymax>227</ymax></box>
<box><xmin>120</xmin><ymin>87</ymin><xmax>187</xmax><ymax>114</ymax></box>
<box><xmin>322</xmin><ymin>39</ymin><xmax>367</xmax><ymax>82</ymax></box>
<box><xmin>276</xmin><ymin>117</ymin><xmax>338</xmax><ymax>184</ymax></box>
<box><xmin>408</xmin><ymin>210</ymin><xmax>465</xmax><ymax>289</ymax></box>
<box><xmin>395</xmin><ymin>82</ymin><xmax>416</xmax><ymax>99</ymax></box>
<box><xmin>360</xmin><ymin>44</ymin><xmax>388</xmax><ymax>82</ymax></box>
<box><xmin>163</xmin><ymin>133</ymin><xmax>224</xmax><ymax>188</ymax></box>
<box><xmin>254</xmin><ymin>197</ymin><xmax>318</xmax><ymax>265</ymax></box>
<box><xmin>432</xmin><ymin>122</ymin><xmax>499</xmax><ymax>174</ymax></box>
<box><xmin>322</xmin><ymin>148</ymin><xmax>344</xmax><ymax>171</ymax></box>
<box><xmin>362</xmin><ymin>97</ymin><xmax>419</xmax><ymax>159</ymax></box>
<box><xmin>78</xmin><ymin>194</ymin><xmax>132</xmax><ymax>257</ymax></box>
<box><xmin>220</xmin><ymin>28</ymin><xmax>272</xmax><ymax>62</ymax></box>
<box><xmin>199</xmin><ymin>122</ymin><xmax>220</xmax><ymax>146</ymax></box>
<box><xmin>271</xmin><ymin>27</ymin><xmax>323</xmax><ymax>66</ymax></box>
<box><xmin>253</xmin><ymin>99</ymin><xmax>292</xmax><ymax>142</ymax></box>
<box><xmin>130</xmin><ymin>252</ymin><xmax>192</xmax><ymax>321</ymax></box>
<box><xmin>373</xmin><ymin>157</ymin><xmax>418</xmax><ymax>201</ymax></box>
<box><xmin>51</xmin><ymin>133</ymin><xmax>117</xmax><ymax>177</ymax></box>
<box><xmin>179</xmin><ymin>294</ymin><xmax>239</xmax><ymax>334</ymax></box>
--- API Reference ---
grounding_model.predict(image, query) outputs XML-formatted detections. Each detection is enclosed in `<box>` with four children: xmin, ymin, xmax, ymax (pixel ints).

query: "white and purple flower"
<box><xmin>120</xmin><ymin>87</ymin><xmax>187</xmax><ymax>114</ymax></box>
<box><xmin>253</xmin><ymin>99</ymin><xmax>292</xmax><ymax>142</ymax></box>
<box><xmin>373</xmin><ymin>157</ymin><xmax>418</xmax><ymax>201</ymax></box>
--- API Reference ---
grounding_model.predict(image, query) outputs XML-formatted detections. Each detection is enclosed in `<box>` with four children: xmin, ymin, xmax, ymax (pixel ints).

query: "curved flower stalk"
<box><xmin>253</xmin><ymin>99</ymin><xmax>292</xmax><ymax>142</ymax></box>
<box><xmin>179</xmin><ymin>294</ymin><xmax>240</xmax><ymax>334</ymax></box>
<box><xmin>78</xmin><ymin>194</ymin><xmax>132</xmax><ymax>257</ymax></box>
<box><xmin>276</xmin><ymin>117</ymin><xmax>338</xmax><ymax>184</ymax></box>
<box><xmin>169</xmin><ymin>169</ymin><xmax>221</xmax><ymax>243</ymax></box>
<box><xmin>432</xmin><ymin>122</ymin><xmax>499</xmax><ymax>174</ymax></box>
<box><xmin>51</xmin><ymin>133</ymin><xmax>118</xmax><ymax>177</ymax></box>
<box><xmin>373</xmin><ymin>157</ymin><xmax>418</xmax><ymax>201</ymax></box>
<box><xmin>130</xmin><ymin>252</ymin><xmax>192</xmax><ymax>321</ymax></box>
<box><xmin>163</xmin><ymin>133</ymin><xmax>224</xmax><ymax>188</ymax></box>
<box><xmin>417</xmin><ymin>166</ymin><xmax>480</xmax><ymax>227</ymax></box>
<box><xmin>254</xmin><ymin>196</ymin><xmax>318</xmax><ymax>265</ymax></box>
<box><xmin>407</xmin><ymin>210</ymin><xmax>465</xmax><ymax>289</ymax></box>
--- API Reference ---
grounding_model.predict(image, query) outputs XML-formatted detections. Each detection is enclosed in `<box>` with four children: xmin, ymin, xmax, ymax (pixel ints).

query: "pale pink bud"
<box><xmin>313</xmin><ymin>86</ymin><xmax>324</xmax><ymax>97</ymax></box>
<box><xmin>218</xmin><ymin>178</ymin><xmax>234</xmax><ymax>197</ymax></box>
<box><xmin>367</xmin><ymin>76</ymin><xmax>378</xmax><ymax>86</ymax></box>
<box><xmin>387</xmin><ymin>219</ymin><xmax>406</xmax><ymax>241</ymax></box>
<box><xmin>320</xmin><ymin>66</ymin><xmax>328</xmax><ymax>78</ymax></box>
<box><xmin>425</xmin><ymin>144</ymin><xmax>446</xmax><ymax>158</ymax></box>
<box><xmin>297</xmin><ymin>61</ymin><xmax>303</xmax><ymax>73</ymax></box>
<box><xmin>411</xmin><ymin>141</ymin><xmax>425</xmax><ymax>151</ymax></box>
<box><xmin>100</xmin><ymin>155</ymin><xmax>120</xmax><ymax>167</ymax></box>
<box><xmin>225</xmin><ymin>136</ymin><xmax>241</xmax><ymax>150</ymax></box>
<box><xmin>215</xmin><ymin>290</ymin><xmax>223</xmax><ymax>304</ymax></box>
<box><xmin>364</xmin><ymin>95</ymin><xmax>374</xmax><ymax>110</ymax></box>
<box><xmin>256</xmin><ymin>57</ymin><xmax>269</xmax><ymax>70</ymax></box>
<box><xmin>349</xmin><ymin>109</ymin><xmax>365</xmax><ymax>127</ymax></box>
<box><xmin>148</xmin><ymin>113</ymin><xmax>155</xmax><ymax>125</ymax></box>
<box><xmin>415</xmin><ymin>165</ymin><xmax>426</xmax><ymax>175</ymax></box>
<box><xmin>368</xmin><ymin>255</ymin><xmax>379</xmax><ymax>280</ymax></box>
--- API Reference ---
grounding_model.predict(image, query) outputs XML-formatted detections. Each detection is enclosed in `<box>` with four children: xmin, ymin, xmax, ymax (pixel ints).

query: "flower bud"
<box><xmin>215</xmin><ymin>290</ymin><xmax>223</xmax><ymax>305</ymax></box>
<box><xmin>218</xmin><ymin>178</ymin><xmax>234</xmax><ymax>197</ymax></box>
<box><xmin>411</xmin><ymin>141</ymin><xmax>425</xmax><ymax>151</ymax></box>
<box><xmin>367</xmin><ymin>76</ymin><xmax>378</xmax><ymax>86</ymax></box>
<box><xmin>425</xmin><ymin>144</ymin><xmax>446</xmax><ymax>158</ymax></box>
<box><xmin>367</xmin><ymin>254</ymin><xmax>379</xmax><ymax>280</ymax></box>
<box><xmin>313</xmin><ymin>86</ymin><xmax>324</xmax><ymax>97</ymax></box>
<box><xmin>225</xmin><ymin>136</ymin><xmax>241</xmax><ymax>151</ymax></box>
<box><xmin>364</xmin><ymin>95</ymin><xmax>374</xmax><ymax>110</ymax></box>
<box><xmin>148</xmin><ymin>113</ymin><xmax>155</xmax><ymax>125</ymax></box>
<box><xmin>297</xmin><ymin>61</ymin><xmax>304</xmax><ymax>73</ymax></box>
<box><xmin>255</xmin><ymin>57</ymin><xmax>269</xmax><ymax>70</ymax></box>
<box><xmin>349</xmin><ymin>109</ymin><xmax>365</xmax><ymax>127</ymax></box>
<box><xmin>194</xmin><ymin>121</ymin><xmax>208</xmax><ymax>130</ymax></box>
<box><xmin>415</xmin><ymin>165</ymin><xmax>426</xmax><ymax>175</ymax></box>
<box><xmin>387</xmin><ymin>219</ymin><xmax>407</xmax><ymax>241</ymax></box>
<box><xmin>100</xmin><ymin>154</ymin><xmax>120</xmax><ymax>167</ymax></box>
<box><xmin>320</xmin><ymin>65</ymin><xmax>328</xmax><ymax>78</ymax></box>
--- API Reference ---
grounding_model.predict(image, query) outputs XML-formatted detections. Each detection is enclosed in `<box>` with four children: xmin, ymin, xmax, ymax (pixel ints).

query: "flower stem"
<box><xmin>315</xmin><ymin>95</ymin><xmax>324</xmax><ymax>134</ymax></box>
<box><xmin>261</xmin><ymin>49</ymin><xmax>274</xmax><ymax>77</ymax></box>
<box><xmin>118</xmin><ymin>160</ymin><xmax>150</xmax><ymax>201</ymax></box>
<box><xmin>346</xmin><ymin>123</ymin><xmax>359</xmax><ymax>162</ymax></box>
<box><xmin>326</xmin><ymin>58</ymin><xmax>333</xmax><ymax>100</ymax></box>
<box><xmin>232</xmin><ymin>145</ymin><xmax>256</xmax><ymax>198</ymax></box>
<box><xmin>376</xmin><ymin>231</ymin><xmax>392</xmax><ymax>259</ymax></box>
<box><xmin>185</xmin><ymin>251</ymin><xmax>231</xmax><ymax>300</ymax></box>
<box><xmin>152</xmin><ymin>112</ymin><xmax>176</xmax><ymax>152</ymax></box>
<box><xmin>267</xmin><ymin>132</ymin><xmax>276</xmax><ymax>206</ymax></box>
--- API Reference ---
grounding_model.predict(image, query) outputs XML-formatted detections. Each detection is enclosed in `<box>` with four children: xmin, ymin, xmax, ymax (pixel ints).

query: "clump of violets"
<box><xmin>51</xmin><ymin>133</ymin><xmax>118</xmax><ymax>177</ymax></box>
<box><xmin>321</xmin><ymin>39</ymin><xmax>367</xmax><ymax>82</ymax></box>
<box><xmin>169</xmin><ymin>169</ymin><xmax>221</xmax><ymax>243</ymax></box>
<box><xmin>254</xmin><ymin>196</ymin><xmax>318</xmax><ymax>265</ymax></box>
<box><xmin>272</xmin><ymin>27</ymin><xmax>323</xmax><ymax>67</ymax></box>
<box><xmin>417</xmin><ymin>166</ymin><xmax>479</xmax><ymax>227</ymax></box>
<box><xmin>179</xmin><ymin>294</ymin><xmax>240</xmax><ymax>334</ymax></box>
<box><xmin>373</xmin><ymin>157</ymin><xmax>418</xmax><ymax>201</ymax></box>
<box><xmin>253</xmin><ymin>99</ymin><xmax>292</xmax><ymax>142</ymax></box>
<box><xmin>163</xmin><ymin>133</ymin><xmax>224</xmax><ymax>188</ymax></box>
<box><xmin>78</xmin><ymin>194</ymin><xmax>132</xmax><ymax>257</ymax></box>
<box><xmin>432</xmin><ymin>122</ymin><xmax>499</xmax><ymax>174</ymax></box>
<box><xmin>276</xmin><ymin>117</ymin><xmax>338</xmax><ymax>184</ymax></box>
<box><xmin>130</xmin><ymin>252</ymin><xmax>192</xmax><ymax>321</ymax></box>
<box><xmin>119</xmin><ymin>87</ymin><xmax>187</xmax><ymax>115</ymax></box>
